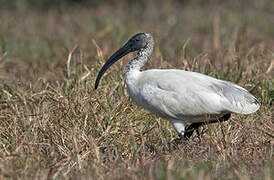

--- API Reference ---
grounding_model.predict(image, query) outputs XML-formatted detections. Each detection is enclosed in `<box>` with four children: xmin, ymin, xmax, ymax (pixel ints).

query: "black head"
<box><xmin>125</xmin><ymin>33</ymin><xmax>148</xmax><ymax>52</ymax></box>
<box><xmin>94</xmin><ymin>33</ymin><xmax>149</xmax><ymax>89</ymax></box>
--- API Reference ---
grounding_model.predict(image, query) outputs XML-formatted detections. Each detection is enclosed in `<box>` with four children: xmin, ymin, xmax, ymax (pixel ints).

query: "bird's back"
<box><xmin>127</xmin><ymin>69</ymin><xmax>260</xmax><ymax>121</ymax></box>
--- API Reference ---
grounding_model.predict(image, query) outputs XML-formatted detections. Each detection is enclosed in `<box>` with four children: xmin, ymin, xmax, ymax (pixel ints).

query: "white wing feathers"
<box><xmin>209</xmin><ymin>81</ymin><xmax>260</xmax><ymax>114</ymax></box>
<box><xmin>135</xmin><ymin>70</ymin><xmax>260</xmax><ymax>119</ymax></box>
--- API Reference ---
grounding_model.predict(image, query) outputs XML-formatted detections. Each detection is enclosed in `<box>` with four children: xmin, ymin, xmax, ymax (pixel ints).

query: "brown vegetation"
<box><xmin>0</xmin><ymin>1</ymin><xmax>273</xmax><ymax>179</ymax></box>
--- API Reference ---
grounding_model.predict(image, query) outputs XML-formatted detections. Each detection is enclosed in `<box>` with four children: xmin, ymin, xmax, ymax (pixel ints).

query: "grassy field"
<box><xmin>0</xmin><ymin>1</ymin><xmax>273</xmax><ymax>179</ymax></box>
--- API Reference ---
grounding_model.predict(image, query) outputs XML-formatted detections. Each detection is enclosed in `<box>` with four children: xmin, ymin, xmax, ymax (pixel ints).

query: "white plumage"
<box><xmin>95</xmin><ymin>33</ymin><xmax>260</xmax><ymax>140</ymax></box>
<box><xmin>127</xmin><ymin>69</ymin><xmax>259</xmax><ymax>118</ymax></box>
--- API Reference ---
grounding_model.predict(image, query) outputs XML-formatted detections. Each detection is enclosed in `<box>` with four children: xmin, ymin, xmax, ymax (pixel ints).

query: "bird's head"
<box><xmin>95</xmin><ymin>33</ymin><xmax>151</xmax><ymax>89</ymax></box>
<box><xmin>125</xmin><ymin>33</ymin><xmax>149</xmax><ymax>52</ymax></box>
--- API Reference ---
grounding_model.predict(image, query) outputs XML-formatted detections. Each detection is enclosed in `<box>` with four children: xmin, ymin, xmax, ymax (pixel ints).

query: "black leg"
<box><xmin>204</xmin><ymin>113</ymin><xmax>231</xmax><ymax>125</ymax></box>
<box><xmin>183</xmin><ymin>122</ymin><xmax>203</xmax><ymax>139</ymax></box>
<box><xmin>182</xmin><ymin>113</ymin><xmax>231</xmax><ymax>140</ymax></box>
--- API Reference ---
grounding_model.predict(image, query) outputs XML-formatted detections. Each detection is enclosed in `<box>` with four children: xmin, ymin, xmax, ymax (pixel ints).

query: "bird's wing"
<box><xmin>208</xmin><ymin>80</ymin><xmax>260</xmax><ymax>114</ymax></box>
<box><xmin>138</xmin><ymin>70</ymin><xmax>260</xmax><ymax>120</ymax></box>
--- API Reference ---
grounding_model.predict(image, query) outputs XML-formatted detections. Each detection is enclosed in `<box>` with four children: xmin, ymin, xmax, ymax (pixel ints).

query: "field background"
<box><xmin>0</xmin><ymin>0</ymin><xmax>273</xmax><ymax>179</ymax></box>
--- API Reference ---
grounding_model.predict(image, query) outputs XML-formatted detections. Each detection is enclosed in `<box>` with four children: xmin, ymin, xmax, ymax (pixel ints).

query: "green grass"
<box><xmin>0</xmin><ymin>1</ymin><xmax>273</xmax><ymax>179</ymax></box>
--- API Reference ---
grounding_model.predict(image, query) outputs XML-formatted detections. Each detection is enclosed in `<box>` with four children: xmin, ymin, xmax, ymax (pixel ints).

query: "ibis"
<box><xmin>95</xmin><ymin>33</ymin><xmax>260</xmax><ymax>140</ymax></box>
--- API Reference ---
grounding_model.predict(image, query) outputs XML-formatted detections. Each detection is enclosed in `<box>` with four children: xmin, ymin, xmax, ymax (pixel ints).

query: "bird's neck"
<box><xmin>124</xmin><ymin>36</ymin><xmax>154</xmax><ymax>76</ymax></box>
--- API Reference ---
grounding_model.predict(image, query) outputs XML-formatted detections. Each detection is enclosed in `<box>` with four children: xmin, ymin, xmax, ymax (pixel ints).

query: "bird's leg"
<box><xmin>170</xmin><ymin>114</ymin><xmax>231</xmax><ymax>142</ymax></box>
<box><xmin>201</xmin><ymin>113</ymin><xmax>231</xmax><ymax>126</ymax></box>
<box><xmin>195</xmin><ymin>127</ymin><xmax>201</xmax><ymax>140</ymax></box>
<box><xmin>169</xmin><ymin>120</ymin><xmax>186</xmax><ymax>141</ymax></box>
<box><xmin>184</xmin><ymin>113</ymin><xmax>231</xmax><ymax>139</ymax></box>
<box><xmin>184</xmin><ymin>122</ymin><xmax>203</xmax><ymax>139</ymax></box>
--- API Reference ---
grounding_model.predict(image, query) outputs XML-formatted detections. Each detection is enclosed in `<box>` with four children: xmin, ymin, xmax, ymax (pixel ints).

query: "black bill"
<box><xmin>95</xmin><ymin>44</ymin><xmax>131</xmax><ymax>89</ymax></box>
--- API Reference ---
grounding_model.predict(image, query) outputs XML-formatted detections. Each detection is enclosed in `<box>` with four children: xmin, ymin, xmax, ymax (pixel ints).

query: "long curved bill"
<box><xmin>95</xmin><ymin>43</ymin><xmax>130</xmax><ymax>89</ymax></box>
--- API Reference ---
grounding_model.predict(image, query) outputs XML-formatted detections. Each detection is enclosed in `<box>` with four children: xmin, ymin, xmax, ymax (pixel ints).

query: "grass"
<box><xmin>0</xmin><ymin>1</ymin><xmax>273</xmax><ymax>179</ymax></box>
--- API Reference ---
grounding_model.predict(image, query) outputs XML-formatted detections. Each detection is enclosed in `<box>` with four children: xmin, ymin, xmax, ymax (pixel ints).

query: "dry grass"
<box><xmin>0</xmin><ymin>1</ymin><xmax>273</xmax><ymax>179</ymax></box>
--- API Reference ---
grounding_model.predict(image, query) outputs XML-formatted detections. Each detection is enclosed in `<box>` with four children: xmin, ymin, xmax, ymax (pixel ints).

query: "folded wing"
<box><xmin>136</xmin><ymin>70</ymin><xmax>260</xmax><ymax>120</ymax></box>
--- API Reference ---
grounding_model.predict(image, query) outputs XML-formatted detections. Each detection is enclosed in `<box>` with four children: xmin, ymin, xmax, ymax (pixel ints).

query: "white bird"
<box><xmin>95</xmin><ymin>33</ymin><xmax>260</xmax><ymax>140</ymax></box>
